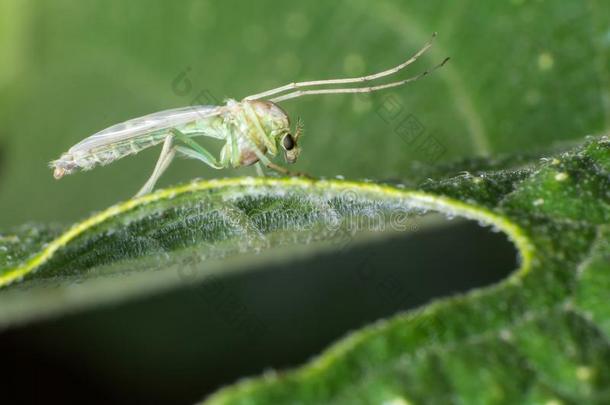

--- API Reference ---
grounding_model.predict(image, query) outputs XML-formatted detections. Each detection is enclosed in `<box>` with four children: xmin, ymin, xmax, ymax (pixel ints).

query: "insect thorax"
<box><xmin>221</xmin><ymin>100</ymin><xmax>291</xmax><ymax>167</ymax></box>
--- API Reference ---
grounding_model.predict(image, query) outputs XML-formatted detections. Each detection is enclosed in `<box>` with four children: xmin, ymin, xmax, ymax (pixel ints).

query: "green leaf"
<box><xmin>0</xmin><ymin>168</ymin><xmax>529</xmax><ymax>327</ymax></box>
<box><xmin>200</xmin><ymin>137</ymin><xmax>610</xmax><ymax>404</ymax></box>
<box><xmin>1</xmin><ymin>136</ymin><xmax>608</xmax><ymax>403</ymax></box>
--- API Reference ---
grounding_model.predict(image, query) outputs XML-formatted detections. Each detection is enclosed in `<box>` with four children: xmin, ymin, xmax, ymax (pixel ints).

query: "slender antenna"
<box><xmin>270</xmin><ymin>57</ymin><xmax>450</xmax><ymax>103</ymax></box>
<box><xmin>244</xmin><ymin>32</ymin><xmax>440</xmax><ymax>101</ymax></box>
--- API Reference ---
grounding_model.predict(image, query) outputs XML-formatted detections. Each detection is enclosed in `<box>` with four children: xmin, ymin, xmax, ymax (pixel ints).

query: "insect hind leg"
<box><xmin>135</xmin><ymin>135</ymin><xmax>176</xmax><ymax>197</ymax></box>
<box><xmin>135</xmin><ymin>129</ymin><xmax>225</xmax><ymax>197</ymax></box>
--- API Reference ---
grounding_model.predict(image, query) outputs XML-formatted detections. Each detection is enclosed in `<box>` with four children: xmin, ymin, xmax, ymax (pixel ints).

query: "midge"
<box><xmin>51</xmin><ymin>33</ymin><xmax>449</xmax><ymax>197</ymax></box>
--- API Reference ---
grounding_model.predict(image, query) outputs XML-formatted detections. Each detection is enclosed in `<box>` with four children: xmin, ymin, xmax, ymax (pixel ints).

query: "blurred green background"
<box><xmin>0</xmin><ymin>0</ymin><xmax>609</xmax><ymax>404</ymax></box>
<box><xmin>1</xmin><ymin>0</ymin><xmax>608</xmax><ymax>227</ymax></box>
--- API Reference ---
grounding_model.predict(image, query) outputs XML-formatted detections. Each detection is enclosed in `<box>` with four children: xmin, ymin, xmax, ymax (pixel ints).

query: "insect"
<box><xmin>51</xmin><ymin>33</ymin><xmax>449</xmax><ymax>197</ymax></box>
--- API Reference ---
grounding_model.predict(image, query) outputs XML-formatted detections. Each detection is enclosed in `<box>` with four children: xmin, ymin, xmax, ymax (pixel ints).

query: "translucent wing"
<box><xmin>69</xmin><ymin>105</ymin><xmax>224</xmax><ymax>153</ymax></box>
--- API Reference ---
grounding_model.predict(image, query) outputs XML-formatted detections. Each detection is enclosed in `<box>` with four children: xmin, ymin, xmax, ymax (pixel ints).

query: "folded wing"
<box><xmin>69</xmin><ymin>105</ymin><xmax>224</xmax><ymax>153</ymax></box>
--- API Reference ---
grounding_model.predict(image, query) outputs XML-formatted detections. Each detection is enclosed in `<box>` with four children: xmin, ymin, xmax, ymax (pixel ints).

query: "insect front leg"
<box><xmin>264</xmin><ymin>161</ymin><xmax>312</xmax><ymax>178</ymax></box>
<box><xmin>135</xmin><ymin>135</ymin><xmax>176</xmax><ymax>197</ymax></box>
<box><xmin>248</xmin><ymin>138</ymin><xmax>309</xmax><ymax>178</ymax></box>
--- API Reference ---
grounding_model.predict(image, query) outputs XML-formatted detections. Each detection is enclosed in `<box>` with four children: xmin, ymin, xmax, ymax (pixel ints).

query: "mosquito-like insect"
<box><xmin>51</xmin><ymin>33</ymin><xmax>449</xmax><ymax>197</ymax></box>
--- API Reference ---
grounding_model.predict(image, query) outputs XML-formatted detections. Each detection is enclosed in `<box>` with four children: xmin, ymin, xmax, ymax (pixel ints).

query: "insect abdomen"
<box><xmin>72</xmin><ymin>131</ymin><xmax>169</xmax><ymax>170</ymax></box>
<box><xmin>52</xmin><ymin>112</ymin><xmax>224</xmax><ymax>178</ymax></box>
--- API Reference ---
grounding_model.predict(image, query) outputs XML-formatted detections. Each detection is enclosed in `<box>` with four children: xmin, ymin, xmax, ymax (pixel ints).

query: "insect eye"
<box><xmin>282</xmin><ymin>134</ymin><xmax>295</xmax><ymax>151</ymax></box>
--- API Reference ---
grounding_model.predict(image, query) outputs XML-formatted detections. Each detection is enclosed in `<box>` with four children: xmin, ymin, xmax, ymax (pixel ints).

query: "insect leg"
<box><xmin>255</xmin><ymin>162</ymin><xmax>266</xmax><ymax>176</ymax></box>
<box><xmin>242</xmin><ymin>102</ymin><xmax>276</xmax><ymax>153</ymax></box>
<box><xmin>172</xmin><ymin>129</ymin><xmax>224</xmax><ymax>169</ymax></box>
<box><xmin>264</xmin><ymin>161</ymin><xmax>312</xmax><ymax>178</ymax></box>
<box><xmin>233</xmin><ymin>107</ymin><xmax>273</xmax><ymax>166</ymax></box>
<box><xmin>135</xmin><ymin>135</ymin><xmax>176</xmax><ymax>197</ymax></box>
<box><xmin>175</xmin><ymin>146</ymin><xmax>224</xmax><ymax>170</ymax></box>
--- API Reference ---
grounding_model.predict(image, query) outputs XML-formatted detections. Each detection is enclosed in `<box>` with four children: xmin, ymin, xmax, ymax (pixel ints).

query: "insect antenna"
<box><xmin>244</xmin><ymin>32</ymin><xmax>443</xmax><ymax>102</ymax></box>
<box><xmin>269</xmin><ymin>57</ymin><xmax>450</xmax><ymax>103</ymax></box>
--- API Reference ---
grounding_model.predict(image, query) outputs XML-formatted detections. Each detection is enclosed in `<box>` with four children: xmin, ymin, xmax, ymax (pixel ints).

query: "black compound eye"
<box><xmin>282</xmin><ymin>134</ymin><xmax>295</xmax><ymax>150</ymax></box>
